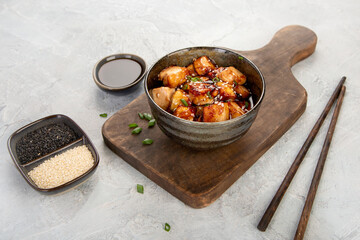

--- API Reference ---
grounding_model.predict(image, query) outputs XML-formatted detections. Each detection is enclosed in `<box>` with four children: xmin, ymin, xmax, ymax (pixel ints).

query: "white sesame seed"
<box><xmin>28</xmin><ymin>145</ymin><xmax>94</xmax><ymax>189</ymax></box>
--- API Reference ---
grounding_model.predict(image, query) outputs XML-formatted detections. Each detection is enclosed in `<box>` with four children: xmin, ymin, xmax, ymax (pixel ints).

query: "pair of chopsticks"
<box><xmin>257</xmin><ymin>77</ymin><xmax>346</xmax><ymax>240</ymax></box>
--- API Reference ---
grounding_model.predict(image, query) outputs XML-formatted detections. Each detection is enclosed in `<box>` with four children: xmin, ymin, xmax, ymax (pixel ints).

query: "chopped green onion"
<box><xmin>142</xmin><ymin>138</ymin><xmax>153</xmax><ymax>145</ymax></box>
<box><xmin>143</xmin><ymin>113</ymin><xmax>152</xmax><ymax>121</ymax></box>
<box><xmin>187</xmin><ymin>76</ymin><xmax>201</xmax><ymax>82</ymax></box>
<box><xmin>213</xmin><ymin>77</ymin><xmax>220</xmax><ymax>82</ymax></box>
<box><xmin>245</xmin><ymin>101</ymin><xmax>249</xmax><ymax>108</ymax></box>
<box><xmin>137</xmin><ymin>184</ymin><xmax>144</xmax><ymax>194</ymax></box>
<box><xmin>132</xmin><ymin>127</ymin><xmax>142</xmax><ymax>134</ymax></box>
<box><xmin>128</xmin><ymin>123</ymin><xmax>138</xmax><ymax>128</ymax></box>
<box><xmin>238</xmin><ymin>56</ymin><xmax>244</xmax><ymax>60</ymax></box>
<box><xmin>164</xmin><ymin>223</ymin><xmax>171</xmax><ymax>232</ymax></box>
<box><xmin>148</xmin><ymin>119</ymin><xmax>156</xmax><ymax>127</ymax></box>
<box><xmin>234</xmin><ymin>80</ymin><xmax>238</xmax><ymax>86</ymax></box>
<box><xmin>182</xmin><ymin>84</ymin><xmax>189</xmax><ymax>90</ymax></box>
<box><xmin>138</xmin><ymin>113</ymin><xmax>144</xmax><ymax>119</ymax></box>
<box><xmin>99</xmin><ymin>113</ymin><xmax>108</xmax><ymax>118</ymax></box>
<box><xmin>180</xmin><ymin>99</ymin><xmax>188</xmax><ymax>107</ymax></box>
<box><xmin>206</xmin><ymin>91</ymin><xmax>212</xmax><ymax>99</ymax></box>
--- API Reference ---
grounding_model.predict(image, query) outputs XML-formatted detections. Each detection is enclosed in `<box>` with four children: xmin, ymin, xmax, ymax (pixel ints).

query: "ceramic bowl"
<box><xmin>144</xmin><ymin>47</ymin><xmax>265</xmax><ymax>150</ymax></box>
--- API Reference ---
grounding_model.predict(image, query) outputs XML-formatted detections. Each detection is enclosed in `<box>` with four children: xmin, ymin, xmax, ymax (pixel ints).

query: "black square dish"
<box><xmin>7</xmin><ymin>114</ymin><xmax>99</xmax><ymax>192</ymax></box>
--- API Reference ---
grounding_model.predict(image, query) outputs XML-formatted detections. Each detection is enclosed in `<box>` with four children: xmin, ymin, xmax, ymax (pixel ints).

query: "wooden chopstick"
<box><xmin>257</xmin><ymin>76</ymin><xmax>346</xmax><ymax>232</ymax></box>
<box><xmin>294</xmin><ymin>85</ymin><xmax>346</xmax><ymax>240</ymax></box>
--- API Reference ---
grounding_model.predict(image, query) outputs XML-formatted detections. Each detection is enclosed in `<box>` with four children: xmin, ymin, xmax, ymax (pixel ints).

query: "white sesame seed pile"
<box><xmin>28</xmin><ymin>145</ymin><xmax>94</xmax><ymax>189</ymax></box>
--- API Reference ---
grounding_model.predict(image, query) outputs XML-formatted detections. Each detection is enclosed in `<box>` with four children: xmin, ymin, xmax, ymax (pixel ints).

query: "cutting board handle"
<box><xmin>239</xmin><ymin>25</ymin><xmax>317</xmax><ymax>68</ymax></box>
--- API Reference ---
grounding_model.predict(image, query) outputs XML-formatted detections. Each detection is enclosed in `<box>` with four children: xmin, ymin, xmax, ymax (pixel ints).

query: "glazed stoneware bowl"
<box><xmin>144</xmin><ymin>47</ymin><xmax>265</xmax><ymax>150</ymax></box>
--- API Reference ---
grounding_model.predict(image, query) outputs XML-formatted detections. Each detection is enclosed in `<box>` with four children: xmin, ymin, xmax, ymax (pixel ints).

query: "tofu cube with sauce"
<box><xmin>193</xmin><ymin>56</ymin><xmax>216</xmax><ymax>75</ymax></box>
<box><xmin>151</xmin><ymin>87</ymin><xmax>175</xmax><ymax>110</ymax></box>
<box><xmin>203</xmin><ymin>103</ymin><xmax>230</xmax><ymax>122</ymax></box>
<box><xmin>190</xmin><ymin>93</ymin><xmax>214</xmax><ymax>106</ymax></box>
<box><xmin>188</xmin><ymin>82</ymin><xmax>214</xmax><ymax>105</ymax></box>
<box><xmin>186</xmin><ymin>64</ymin><xmax>197</xmax><ymax>76</ymax></box>
<box><xmin>217</xmin><ymin>66</ymin><xmax>246</xmax><ymax>85</ymax></box>
<box><xmin>170</xmin><ymin>89</ymin><xmax>190</xmax><ymax>112</ymax></box>
<box><xmin>234</xmin><ymin>85</ymin><xmax>250</xmax><ymax>99</ymax></box>
<box><xmin>216</xmin><ymin>81</ymin><xmax>237</xmax><ymax>101</ymax></box>
<box><xmin>159</xmin><ymin>66</ymin><xmax>189</xmax><ymax>88</ymax></box>
<box><xmin>228</xmin><ymin>102</ymin><xmax>246</xmax><ymax>119</ymax></box>
<box><xmin>174</xmin><ymin>106</ymin><xmax>196</xmax><ymax>121</ymax></box>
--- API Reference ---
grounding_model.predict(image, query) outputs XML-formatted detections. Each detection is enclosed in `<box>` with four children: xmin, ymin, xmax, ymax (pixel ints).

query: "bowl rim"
<box><xmin>144</xmin><ymin>46</ymin><xmax>266</xmax><ymax>125</ymax></box>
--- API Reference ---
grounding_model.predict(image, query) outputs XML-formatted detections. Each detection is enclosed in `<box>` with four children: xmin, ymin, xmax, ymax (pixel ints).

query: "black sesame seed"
<box><xmin>16</xmin><ymin>123</ymin><xmax>78</xmax><ymax>164</ymax></box>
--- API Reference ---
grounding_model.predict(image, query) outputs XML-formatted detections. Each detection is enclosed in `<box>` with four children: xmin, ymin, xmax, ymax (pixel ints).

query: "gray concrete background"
<box><xmin>1</xmin><ymin>0</ymin><xmax>359</xmax><ymax>239</ymax></box>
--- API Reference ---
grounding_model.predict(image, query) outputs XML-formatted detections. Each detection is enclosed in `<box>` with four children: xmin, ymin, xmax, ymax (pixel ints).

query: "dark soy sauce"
<box><xmin>98</xmin><ymin>59</ymin><xmax>142</xmax><ymax>87</ymax></box>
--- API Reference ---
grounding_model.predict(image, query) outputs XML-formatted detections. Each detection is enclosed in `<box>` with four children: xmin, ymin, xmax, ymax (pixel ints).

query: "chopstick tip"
<box><xmin>257</xmin><ymin>224</ymin><xmax>267</xmax><ymax>232</ymax></box>
<box><xmin>341</xmin><ymin>76</ymin><xmax>346</xmax><ymax>82</ymax></box>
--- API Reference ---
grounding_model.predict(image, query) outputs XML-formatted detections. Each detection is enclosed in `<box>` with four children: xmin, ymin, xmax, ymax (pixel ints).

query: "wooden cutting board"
<box><xmin>102</xmin><ymin>25</ymin><xmax>317</xmax><ymax>208</ymax></box>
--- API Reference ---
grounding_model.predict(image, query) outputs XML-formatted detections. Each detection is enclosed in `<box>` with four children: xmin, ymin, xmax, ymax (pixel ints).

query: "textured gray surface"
<box><xmin>1</xmin><ymin>0</ymin><xmax>359</xmax><ymax>239</ymax></box>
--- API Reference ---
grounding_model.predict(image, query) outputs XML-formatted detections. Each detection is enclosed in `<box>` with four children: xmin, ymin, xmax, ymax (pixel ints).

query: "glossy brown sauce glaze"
<box><xmin>151</xmin><ymin>56</ymin><xmax>253</xmax><ymax>122</ymax></box>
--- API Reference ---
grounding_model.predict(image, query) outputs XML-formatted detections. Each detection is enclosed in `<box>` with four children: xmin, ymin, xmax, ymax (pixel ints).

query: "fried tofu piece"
<box><xmin>188</xmin><ymin>81</ymin><xmax>212</xmax><ymax>93</ymax></box>
<box><xmin>211</xmin><ymin>89</ymin><xmax>219</xmax><ymax>98</ymax></box>
<box><xmin>216</xmin><ymin>81</ymin><xmax>236</xmax><ymax>101</ymax></box>
<box><xmin>186</xmin><ymin>64</ymin><xmax>197</xmax><ymax>76</ymax></box>
<box><xmin>159</xmin><ymin>66</ymin><xmax>189</xmax><ymax>88</ymax></box>
<box><xmin>203</xmin><ymin>103</ymin><xmax>230</xmax><ymax>122</ymax></box>
<box><xmin>228</xmin><ymin>102</ymin><xmax>246</xmax><ymax>119</ymax></box>
<box><xmin>188</xmin><ymin>82</ymin><xmax>214</xmax><ymax>105</ymax></box>
<box><xmin>217</xmin><ymin>66</ymin><xmax>246</xmax><ymax>85</ymax></box>
<box><xmin>151</xmin><ymin>87</ymin><xmax>175</xmax><ymax>110</ymax></box>
<box><xmin>174</xmin><ymin>106</ymin><xmax>195</xmax><ymax>121</ymax></box>
<box><xmin>190</xmin><ymin>93</ymin><xmax>214</xmax><ymax>105</ymax></box>
<box><xmin>234</xmin><ymin>85</ymin><xmax>250</xmax><ymax>99</ymax></box>
<box><xmin>193</xmin><ymin>56</ymin><xmax>216</xmax><ymax>76</ymax></box>
<box><xmin>170</xmin><ymin>89</ymin><xmax>190</xmax><ymax>112</ymax></box>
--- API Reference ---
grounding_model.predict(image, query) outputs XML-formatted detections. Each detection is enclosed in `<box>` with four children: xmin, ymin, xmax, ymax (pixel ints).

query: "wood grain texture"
<box><xmin>102</xmin><ymin>25</ymin><xmax>317</xmax><ymax>208</ymax></box>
